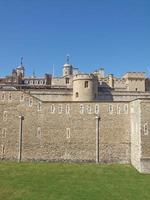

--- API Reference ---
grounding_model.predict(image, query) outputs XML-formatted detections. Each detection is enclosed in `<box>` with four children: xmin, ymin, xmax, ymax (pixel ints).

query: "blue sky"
<box><xmin>0</xmin><ymin>0</ymin><xmax>150</xmax><ymax>77</ymax></box>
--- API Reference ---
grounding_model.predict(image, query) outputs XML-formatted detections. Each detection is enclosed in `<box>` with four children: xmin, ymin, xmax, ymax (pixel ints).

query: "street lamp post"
<box><xmin>18</xmin><ymin>115</ymin><xmax>24</xmax><ymax>162</ymax></box>
<box><xmin>95</xmin><ymin>116</ymin><xmax>100</xmax><ymax>163</ymax></box>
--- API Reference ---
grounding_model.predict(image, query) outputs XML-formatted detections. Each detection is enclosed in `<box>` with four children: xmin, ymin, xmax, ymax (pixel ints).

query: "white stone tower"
<box><xmin>63</xmin><ymin>55</ymin><xmax>73</xmax><ymax>76</ymax></box>
<box><xmin>72</xmin><ymin>74</ymin><xmax>98</xmax><ymax>101</ymax></box>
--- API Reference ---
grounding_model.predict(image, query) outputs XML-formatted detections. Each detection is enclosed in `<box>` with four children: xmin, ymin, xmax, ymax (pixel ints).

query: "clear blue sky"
<box><xmin>0</xmin><ymin>0</ymin><xmax>150</xmax><ymax>77</ymax></box>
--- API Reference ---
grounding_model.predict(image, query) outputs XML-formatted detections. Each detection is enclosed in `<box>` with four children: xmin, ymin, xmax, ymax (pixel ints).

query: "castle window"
<box><xmin>40</xmin><ymin>80</ymin><xmax>43</xmax><ymax>85</ymax></box>
<box><xmin>37</xmin><ymin>127</ymin><xmax>41</xmax><ymax>139</ymax></box>
<box><xmin>30</xmin><ymin>80</ymin><xmax>33</xmax><ymax>85</ymax></box>
<box><xmin>124</xmin><ymin>104</ymin><xmax>128</xmax><ymax>114</ymax></box>
<box><xmin>85</xmin><ymin>81</ymin><xmax>88</xmax><ymax>88</ymax></box>
<box><xmin>1</xmin><ymin>92</ymin><xmax>5</xmax><ymax>101</ymax></box>
<box><xmin>8</xmin><ymin>92</ymin><xmax>12</xmax><ymax>101</ymax></box>
<box><xmin>3</xmin><ymin>111</ymin><xmax>8</xmax><ymax>121</ymax></box>
<box><xmin>108</xmin><ymin>104</ymin><xmax>113</xmax><ymax>114</ymax></box>
<box><xmin>144</xmin><ymin>123</ymin><xmax>148</xmax><ymax>135</ymax></box>
<box><xmin>51</xmin><ymin>104</ymin><xmax>55</xmax><ymax>113</ymax></box>
<box><xmin>38</xmin><ymin>102</ymin><xmax>42</xmax><ymax>111</ymax></box>
<box><xmin>20</xmin><ymin>93</ymin><xmax>24</xmax><ymax>101</ymax></box>
<box><xmin>35</xmin><ymin>80</ymin><xmax>38</xmax><ymax>85</ymax></box>
<box><xmin>66</xmin><ymin>128</ymin><xmax>70</xmax><ymax>139</ymax></box>
<box><xmin>66</xmin><ymin>78</ymin><xmax>69</xmax><ymax>84</ymax></box>
<box><xmin>135</xmin><ymin>88</ymin><xmax>138</xmax><ymax>91</ymax></box>
<box><xmin>87</xmin><ymin>105</ymin><xmax>92</xmax><ymax>114</ymax></box>
<box><xmin>95</xmin><ymin>104</ymin><xmax>99</xmax><ymax>114</ymax></box>
<box><xmin>2</xmin><ymin>128</ymin><xmax>7</xmax><ymax>138</ymax></box>
<box><xmin>29</xmin><ymin>97</ymin><xmax>33</xmax><ymax>107</ymax></box>
<box><xmin>76</xmin><ymin>92</ymin><xmax>79</xmax><ymax>98</ymax></box>
<box><xmin>24</xmin><ymin>80</ymin><xmax>29</xmax><ymax>84</ymax></box>
<box><xmin>80</xmin><ymin>104</ymin><xmax>84</xmax><ymax>114</ymax></box>
<box><xmin>66</xmin><ymin>104</ymin><xmax>70</xmax><ymax>114</ymax></box>
<box><xmin>58</xmin><ymin>104</ymin><xmax>63</xmax><ymax>114</ymax></box>
<box><xmin>117</xmin><ymin>105</ymin><xmax>121</xmax><ymax>114</ymax></box>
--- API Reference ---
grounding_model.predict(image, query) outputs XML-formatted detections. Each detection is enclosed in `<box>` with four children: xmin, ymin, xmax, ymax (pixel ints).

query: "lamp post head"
<box><xmin>19</xmin><ymin>115</ymin><xmax>24</xmax><ymax>120</ymax></box>
<box><xmin>95</xmin><ymin>115</ymin><xmax>100</xmax><ymax>120</ymax></box>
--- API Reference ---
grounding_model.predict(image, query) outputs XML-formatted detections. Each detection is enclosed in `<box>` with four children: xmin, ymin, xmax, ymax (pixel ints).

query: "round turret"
<box><xmin>16</xmin><ymin>66</ymin><xmax>25</xmax><ymax>77</ymax></box>
<box><xmin>73</xmin><ymin>74</ymin><xmax>98</xmax><ymax>101</ymax></box>
<box><xmin>63</xmin><ymin>63</ymin><xmax>73</xmax><ymax>76</ymax></box>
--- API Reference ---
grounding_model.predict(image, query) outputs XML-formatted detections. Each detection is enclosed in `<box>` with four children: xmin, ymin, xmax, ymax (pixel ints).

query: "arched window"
<box><xmin>80</xmin><ymin>104</ymin><xmax>84</xmax><ymax>114</ymax></box>
<box><xmin>75</xmin><ymin>92</ymin><xmax>79</xmax><ymax>98</ymax></box>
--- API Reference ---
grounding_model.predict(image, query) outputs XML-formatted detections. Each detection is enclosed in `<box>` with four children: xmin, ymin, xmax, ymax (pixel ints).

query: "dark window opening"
<box><xmin>76</xmin><ymin>92</ymin><xmax>79</xmax><ymax>98</ymax></box>
<box><xmin>66</xmin><ymin>78</ymin><xmax>69</xmax><ymax>84</ymax></box>
<box><xmin>85</xmin><ymin>81</ymin><xmax>88</xmax><ymax>88</ymax></box>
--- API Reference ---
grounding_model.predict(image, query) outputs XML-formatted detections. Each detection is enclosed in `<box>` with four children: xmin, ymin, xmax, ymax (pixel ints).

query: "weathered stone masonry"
<box><xmin>0</xmin><ymin>91</ymin><xmax>131</xmax><ymax>163</ymax></box>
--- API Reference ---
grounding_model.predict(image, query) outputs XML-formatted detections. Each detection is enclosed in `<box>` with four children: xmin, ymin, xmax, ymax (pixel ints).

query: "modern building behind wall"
<box><xmin>0</xmin><ymin>58</ymin><xmax>150</xmax><ymax>173</ymax></box>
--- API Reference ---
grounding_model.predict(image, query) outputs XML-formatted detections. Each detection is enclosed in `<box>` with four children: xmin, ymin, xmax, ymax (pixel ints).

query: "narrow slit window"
<box><xmin>58</xmin><ymin>104</ymin><xmax>63</xmax><ymax>114</ymax></box>
<box><xmin>66</xmin><ymin>104</ymin><xmax>70</xmax><ymax>114</ymax></box>
<box><xmin>124</xmin><ymin>104</ymin><xmax>128</xmax><ymax>114</ymax></box>
<box><xmin>87</xmin><ymin>105</ymin><xmax>92</xmax><ymax>114</ymax></box>
<box><xmin>51</xmin><ymin>104</ymin><xmax>55</xmax><ymax>113</ymax></box>
<box><xmin>80</xmin><ymin>104</ymin><xmax>84</xmax><ymax>114</ymax></box>
<box><xmin>85</xmin><ymin>81</ymin><xmax>88</xmax><ymax>88</ymax></box>
<box><xmin>8</xmin><ymin>92</ymin><xmax>12</xmax><ymax>101</ymax></box>
<box><xmin>20</xmin><ymin>93</ymin><xmax>24</xmax><ymax>101</ymax></box>
<box><xmin>3</xmin><ymin>111</ymin><xmax>8</xmax><ymax>121</ymax></box>
<box><xmin>66</xmin><ymin>128</ymin><xmax>70</xmax><ymax>139</ymax></box>
<box><xmin>95</xmin><ymin>104</ymin><xmax>99</xmax><ymax>114</ymax></box>
<box><xmin>117</xmin><ymin>105</ymin><xmax>121</xmax><ymax>114</ymax></box>
<box><xmin>37</xmin><ymin>127</ymin><xmax>41</xmax><ymax>139</ymax></box>
<box><xmin>2</xmin><ymin>128</ymin><xmax>7</xmax><ymax>138</ymax></box>
<box><xmin>108</xmin><ymin>104</ymin><xmax>113</xmax><ymax>114</ymax></box>
<box><xmin>1</xmin><ymin>93</ymin><xmax>5</xmax><ymax>101</ymax></box>
<box><xmin>38</xmin><ymin>102</ymin><xmax>42</xmax><ymax>111</ymax></box>
<box><xmin>144</xmin><ymin>123</ymin><xmax>148</xmax><ymax>135</ymax></box>
<box><xmin>29</xmin><ymin>97</ymin><xmax>33</xmax><ymax>107</ymax></box>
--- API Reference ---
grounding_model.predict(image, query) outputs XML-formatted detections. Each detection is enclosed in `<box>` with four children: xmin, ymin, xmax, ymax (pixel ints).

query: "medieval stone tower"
<box><xmin>72</xmin><ymin>74</ymin><xmax>98</xmax><ymax>101</ymax></box>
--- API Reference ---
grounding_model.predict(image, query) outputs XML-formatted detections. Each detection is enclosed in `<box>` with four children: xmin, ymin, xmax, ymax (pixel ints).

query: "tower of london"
<box><xmin>0</xmin><ymin>57</ymin><xmax>150</xmax><ymax>173</ymax></box>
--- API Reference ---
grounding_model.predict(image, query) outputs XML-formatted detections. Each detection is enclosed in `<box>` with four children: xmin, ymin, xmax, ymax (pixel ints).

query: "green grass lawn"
<box><xmin>0</xmin><ymin>162</ymin><xmax>150</xmax><ymax>200</ymax></box>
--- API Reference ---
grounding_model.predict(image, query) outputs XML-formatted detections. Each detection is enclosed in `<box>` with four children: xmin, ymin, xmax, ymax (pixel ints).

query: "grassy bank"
<box><xmin>0</xmin><ymin>162</ymin><xmax>150</xmax><ymax>200</ymax></box>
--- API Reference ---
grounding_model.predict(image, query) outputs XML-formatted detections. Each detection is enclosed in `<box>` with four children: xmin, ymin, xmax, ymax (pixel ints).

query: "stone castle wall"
<box><xmin>0</xmin><ymin>90</ymin><xmax>130</xmax><ymax>163</ymax></box>
<box><xmin>140</xmin><ymin>99</ymin><xmax>150</xmax><ymax>172</ymax></box>
<box><xmin>130</xmin><ymin>100</ymin><xmax>142</xmax><ymax>172</ymax></box>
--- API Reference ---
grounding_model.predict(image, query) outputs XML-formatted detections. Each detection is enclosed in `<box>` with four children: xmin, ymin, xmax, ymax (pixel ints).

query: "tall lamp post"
<box><xmin>18</xmin><ymin>115</ymin><xmax>24</xmax><ymax>162</ymax></box>
<box><xmin>95</xmin><ymin>115</ymin><xmax>100</xmax><ymax>163</ymax></box>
